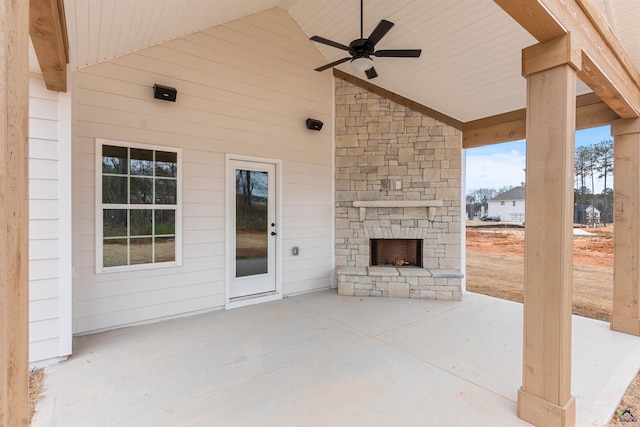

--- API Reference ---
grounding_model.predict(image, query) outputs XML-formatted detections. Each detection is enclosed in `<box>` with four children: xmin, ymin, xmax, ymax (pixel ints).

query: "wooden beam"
<box><xmin>495</xmin><ymin>0</ymin><xmax>640</xmax><ymax>118</ymax></box>
<box><xmin>462</xmin><ymin>93</ymin><xmax>617</xmax><ymax>148</ymax></box>
<box><xmin>0</xmin><ymin>0</ymin><xmax>30</xmax><ymax>425</ymax></box>
<box><xmin>611</xmin><ymin>118</ymin><xmax>640</xmax><ymax>336</ymax></box>
<box><xmin>30</xmin><ymin>0</ymin><xmax>69</xmax><ymax>92</ymax></box>
<box><xmin>333</xmin><ymin>69</ymin><xmax>464</xmax><ymax>130</ymax></box>
<box><xmin>522</xmin><ymin>34</ymin><xmax>581</xmax><ymax>77</ymax></box>
<box><xmin>518</xmin><ymin>63</ymin><xmax>576</xmax><ymax>427</ymax></box>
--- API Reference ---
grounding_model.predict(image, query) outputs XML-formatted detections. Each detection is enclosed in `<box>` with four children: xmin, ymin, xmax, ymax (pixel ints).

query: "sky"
<box><xmin>465</xmin><ymin>125</ymin><xmax>613</xmax><ymax>194</ymax></box>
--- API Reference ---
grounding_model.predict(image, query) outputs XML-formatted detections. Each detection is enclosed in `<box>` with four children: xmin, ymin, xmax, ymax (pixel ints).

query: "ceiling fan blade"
<box><xmin>367</xmin><ymin>20</ymin><xmax>394</xmax><ymax>46</ymax></box>
<box><xmin>310</xmin><ymin>36</ymin><xmax>351</xmax><ymax>52</ymax></box>
<box><xmin>374</xmin><ymin>49</ymin><xmax>422</xmax><ymax>58</ymax></box>
<box><xmin>365</xmin><ymin>67</ymin><xmax>378</xmax><ymax>79</ymax></box>
<box><xmin>315</xmin><ymin>57</ymin><xmax>351</xmax><ymax>72</ymax></box>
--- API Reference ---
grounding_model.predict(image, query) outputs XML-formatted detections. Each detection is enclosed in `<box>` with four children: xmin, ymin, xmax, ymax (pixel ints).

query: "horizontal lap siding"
<box><xmin>73</xmin><ymin>8</ymin><xmax>333</xmax><ymax>334</ymax></box>
<box><xmin>29</xmin><ymin>75</ymin><xmax>63</xmax><ymax>363</ymax></box>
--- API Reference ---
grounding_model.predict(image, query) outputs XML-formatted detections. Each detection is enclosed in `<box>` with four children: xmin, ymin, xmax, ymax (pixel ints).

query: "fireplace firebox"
<box><xmin>370</xmin><ymin>239</ymin><xmax>423</xmax><ymax>267</ymax></box>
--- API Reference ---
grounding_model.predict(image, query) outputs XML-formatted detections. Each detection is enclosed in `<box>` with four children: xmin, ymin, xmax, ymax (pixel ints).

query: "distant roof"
<box><xmin>489</xmin><ymin>186</ymin><xmax>525</xmax><ymax>201</ymax></box>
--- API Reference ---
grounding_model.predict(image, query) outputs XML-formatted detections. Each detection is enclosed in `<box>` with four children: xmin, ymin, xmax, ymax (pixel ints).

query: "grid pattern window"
<box><xmin>98</xmin><ymin>141</ymin><xmax>181</xmax><ymax>271</ymax></box>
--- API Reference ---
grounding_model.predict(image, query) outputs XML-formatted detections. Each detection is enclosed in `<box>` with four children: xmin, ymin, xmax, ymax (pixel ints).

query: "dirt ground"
<box><xmin>466</xmin><ymin>224</ymin><xmax>639</xmax><ymax>425</ymax></box>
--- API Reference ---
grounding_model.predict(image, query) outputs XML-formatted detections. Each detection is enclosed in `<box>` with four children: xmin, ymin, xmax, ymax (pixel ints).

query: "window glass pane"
<box><xmin>103</xmin><ymin>238</ymin><xmax>128</xmax><ymax>267</ymax></box>
<box><xmin>130</xmin><ymin>237</ymin><xmax>153</xmax><ymax>265</ymax></box>
<box><xmin>155</xmin><ymin>237</ymin><xmax>175</xmax><ymax>262</ymax></box>
<box><xmin>130</xmin><ymin>209</ymin><xmax>152</xmax><ymax>236</ymax></box>
<box><xmin>130</xmin><ymin>148</ymin><xmax>154</xmax><ymax>176</ymax></box>
<box><xmin>155</xmin><ymin>179</ymin><xmax>177</xmax><ymax>204</ymax></box>
<box><xmin>102</xmin><ymin>145</ymin><xmax>128</xmax><ymax>174</ymax></box>
<box><xmin>103</xmin><ymin>209</ymin><xmax>127</xmax><ymax>237</ymax></box>
<box><xmin>103</xmin><ymin>176</ymin><xmax>128</xmax><ymax>204</ymax></box>
<box><xmin>130</xmin><ymin>177</ymin><xmax>154</xmax><ymax>204</ymax></box>
<box><xmin>155</xmin><ymin>210</ymin><xmax>175</xmax><ymax>235</ymax></box>
<box><xmin>155</xmin><ymin>151</ymin><xmax>177</xmax><ymax>177</ymax></box>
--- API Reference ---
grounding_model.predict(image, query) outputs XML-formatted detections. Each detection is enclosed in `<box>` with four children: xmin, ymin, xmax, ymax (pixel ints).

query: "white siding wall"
<box><xmin>487</xmin><ymin>199</ymin><xmax>525</xmax><ymax>221</ymax></box>
<box><xmin>29</xmin><ymin>57</ymin><xmax>73</xmax><ymax>364</ymax></box>
<box><xmin>72</xmin><ymin>8</ymin><xmax>334</xmax><ymax>334</ymax></box>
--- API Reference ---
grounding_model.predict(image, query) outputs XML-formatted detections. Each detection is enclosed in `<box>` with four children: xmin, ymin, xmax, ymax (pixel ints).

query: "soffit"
<box><xmin>62</xmin><ymin>0</ymin><xmax>640</xmax><ymax>123</ymax></box>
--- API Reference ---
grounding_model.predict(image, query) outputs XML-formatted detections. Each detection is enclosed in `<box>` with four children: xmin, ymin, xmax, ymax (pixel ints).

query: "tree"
<box><xmin>466</xmin><ymin>188</ymin><xmax>496</xmax><ymax>218</ymax></box>
<box><xmin>575</xmin><ymin>146</ymin><xmax>591</xmax><ymax>224</ymax></box>
<box><xmin>595</xmin><ymin>139</ymin><xmax>614</xmax><ymax>225</ymax></box>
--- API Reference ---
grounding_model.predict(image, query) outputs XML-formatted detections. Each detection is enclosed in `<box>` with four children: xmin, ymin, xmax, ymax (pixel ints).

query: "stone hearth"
<box><xmin>334</xmin><ymin>78</ymin><xmax>463</xmax><ymax>300</ymax></box>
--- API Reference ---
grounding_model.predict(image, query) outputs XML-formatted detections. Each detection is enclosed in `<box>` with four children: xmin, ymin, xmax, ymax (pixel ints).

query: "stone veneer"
<box><xmin>335</xmin><ymin>78</ymin><xmax>463</xmax><ymax>300</ymax></box>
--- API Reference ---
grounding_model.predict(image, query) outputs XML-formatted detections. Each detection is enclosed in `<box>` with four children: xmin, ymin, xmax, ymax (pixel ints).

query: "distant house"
<box><xmin>574</xmin><ymin>204</ymin><xmax>601</xmax><ymax>225</ymax></box>
<box><xmin>487</xmin><ymin>186</ymin><xmax>526</xmax><ymax>222</ymax></box>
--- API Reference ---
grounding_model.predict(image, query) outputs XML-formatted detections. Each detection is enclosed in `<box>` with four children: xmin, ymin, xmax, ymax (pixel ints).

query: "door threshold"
<box><xmin>226</xmin><ymin>291</ymin><xmax>282</xmax><ymax>310</ymax></box>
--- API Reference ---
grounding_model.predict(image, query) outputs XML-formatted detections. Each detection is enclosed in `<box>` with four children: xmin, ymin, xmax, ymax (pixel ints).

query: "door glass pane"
<box><xmin>235</xmin><ymin>169</ymin><xmax>268</xmax><ymax>278</ymax></box>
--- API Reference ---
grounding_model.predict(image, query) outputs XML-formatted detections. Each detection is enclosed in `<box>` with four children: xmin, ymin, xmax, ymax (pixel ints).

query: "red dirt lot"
<box><xmin>466</xmin><ymin>226</ymin><xmax>613</xmax><ymax>267</ymax></box>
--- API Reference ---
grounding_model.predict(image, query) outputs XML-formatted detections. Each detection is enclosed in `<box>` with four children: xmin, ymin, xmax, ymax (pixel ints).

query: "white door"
<box><xmin>229</xmin><ymin>160</ymin><xmax>277</xmax><ymax>299</ymax></box>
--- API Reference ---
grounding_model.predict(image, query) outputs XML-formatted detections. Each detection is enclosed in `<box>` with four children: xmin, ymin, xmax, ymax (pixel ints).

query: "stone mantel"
<box><xmin>353</xmin><ymin>200</ymin><xmax>443</xmax><ymax>222</ymax></box>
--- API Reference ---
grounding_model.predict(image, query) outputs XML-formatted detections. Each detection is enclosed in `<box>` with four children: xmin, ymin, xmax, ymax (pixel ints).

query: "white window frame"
<box><xmin>95</xmin><ymin>138</ymin><xmax>182</xmax><ymax>273</ymax></box>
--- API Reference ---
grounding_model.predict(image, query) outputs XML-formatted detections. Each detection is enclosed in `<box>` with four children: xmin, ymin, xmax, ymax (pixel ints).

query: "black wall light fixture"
<box><xmin>306</xmin><ymin>118</ymin><xmax>323</xmax><ymax>131</ymax></box>
<box><xmin>153</xmin><ymin>84</ymin><xmax>177</xmax><ymax>102</ymax></box>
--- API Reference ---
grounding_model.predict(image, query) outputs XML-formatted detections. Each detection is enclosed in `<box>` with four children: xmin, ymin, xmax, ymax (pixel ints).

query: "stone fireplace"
<box><xmin>334</xmin><ymin>78</ymin><xmax>463</xmax><ymax>300</ymax></box>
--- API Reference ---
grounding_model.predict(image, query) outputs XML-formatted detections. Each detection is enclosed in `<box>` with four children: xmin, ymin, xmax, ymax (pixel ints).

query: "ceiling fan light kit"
<box><xmin>310</xmin><ymin>0</ymin><xmax>421</xmax><ymax>79</ymax></box>
<box><xmin>351</xmin><ymin>56</ymin><xmax>374</xmax><ymax>72</ymax></box>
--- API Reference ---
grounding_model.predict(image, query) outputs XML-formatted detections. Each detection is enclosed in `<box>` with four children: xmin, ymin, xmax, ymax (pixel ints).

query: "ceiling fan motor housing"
<box><xmin>349</xmin><ymin>39</ymin><xmax>375</xmax><ymax>57</ymax></box>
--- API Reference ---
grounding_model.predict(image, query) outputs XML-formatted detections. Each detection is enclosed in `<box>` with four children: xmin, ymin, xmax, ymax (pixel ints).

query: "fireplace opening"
<box><xmin>370</xmin><ymin>239</ymin><xmax>423</xmax><ymax>267</ymax></box>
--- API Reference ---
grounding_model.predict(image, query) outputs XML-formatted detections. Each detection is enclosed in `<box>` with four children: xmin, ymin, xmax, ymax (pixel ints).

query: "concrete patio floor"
<box><xmin>33</xmin><ymin>290</ymin><xmax>640</xmax><ymax>426</ymax></box>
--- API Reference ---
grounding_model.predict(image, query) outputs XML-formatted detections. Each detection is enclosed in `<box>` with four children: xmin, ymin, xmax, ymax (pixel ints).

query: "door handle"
<box><xmin>271</xmin><ymin>232</ymin><xmax>277</xmax><ymax>236</ymax></box>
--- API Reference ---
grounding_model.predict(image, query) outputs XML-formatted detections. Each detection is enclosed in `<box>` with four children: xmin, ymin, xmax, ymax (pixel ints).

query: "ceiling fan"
<box><xmin>310</xmin><ymin>0</ymin><xmax>422</xmax><ymax>79</ymax></box>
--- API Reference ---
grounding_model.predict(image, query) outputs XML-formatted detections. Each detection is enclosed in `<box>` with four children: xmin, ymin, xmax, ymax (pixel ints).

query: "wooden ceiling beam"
<box><xmin>30</xmin><ymin>0</ymin><xmax>69</xmax><ymax>92</ymax></box>
<box><xmin>462</xmin><ymin>93</ymin><xmax>618</xmax><ymax>149</ymax></box>
<box><xmin>495</xmin><ymin>0</ymin><xmax>640</xmax><ymax>119</ymax></box>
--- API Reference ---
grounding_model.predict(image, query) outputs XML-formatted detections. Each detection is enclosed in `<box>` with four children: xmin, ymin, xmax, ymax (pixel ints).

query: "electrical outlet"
<box><xmin>395</xmin><ymin>181</ymin><xmax>402</xmax><ymax>190</ymax></box>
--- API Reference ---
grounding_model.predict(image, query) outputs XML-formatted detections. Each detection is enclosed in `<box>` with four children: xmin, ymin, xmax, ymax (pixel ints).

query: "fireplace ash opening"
<box><xmin>370</xmin><ymin>239</ymin><xmax>423</xmax><ymax>267</ymax></box>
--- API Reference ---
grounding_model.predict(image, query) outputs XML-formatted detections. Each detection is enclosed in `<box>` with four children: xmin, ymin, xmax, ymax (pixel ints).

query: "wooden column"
<box><xmin>518</xmin><ymin>36</ymin><xmax>578</xmax><ymax>427</ymax></box>
<box><xmin>0</xmin><ymin>0</ymin><xmax>30</xmax><ymax>425</ymax></box>
<box><xmin>611</xmin><ymin>118</ymin><xmax>640</xmax><ymax>335</ymax></box>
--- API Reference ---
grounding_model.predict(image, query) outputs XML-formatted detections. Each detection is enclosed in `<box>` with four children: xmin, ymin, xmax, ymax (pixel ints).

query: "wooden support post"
<box><xmin>0</xmin><ymin>0</ymin><xmax>30</xmax><ymax>425</ymax></box>
<box><xmin>518</xmin><ymin>36</ymin><xmax>577</xmax><ymax>427</ymax></box>
<box><xmin>611</xmin><ymin>118</ymin><xmax>640</xmax><ymax>336</ymax></box>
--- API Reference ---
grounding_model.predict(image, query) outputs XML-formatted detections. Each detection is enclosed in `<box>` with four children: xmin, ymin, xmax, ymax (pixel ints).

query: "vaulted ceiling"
<box><xmin>61</xmin><ymin>0</ymin><xmax>640</xmax><ymax>123</ymax></box>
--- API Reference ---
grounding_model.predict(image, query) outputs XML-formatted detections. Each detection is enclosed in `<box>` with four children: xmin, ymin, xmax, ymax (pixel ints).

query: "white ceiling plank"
<box><xmin>62</xmin><ymin>0</ymin><xmax>640</xmax><ymax>122</ymax></box>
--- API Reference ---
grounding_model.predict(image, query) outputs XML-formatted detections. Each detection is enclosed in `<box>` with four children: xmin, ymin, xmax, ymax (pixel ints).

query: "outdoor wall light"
<box><xmin>306</xmin><ymin>118</ymin><xmax>323</xmax><ymax>131</ymax></box>
<box><xmin>153</xmin><ymin>84</ymin><xmax>177</xmax><ymax>102</ymax></box>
